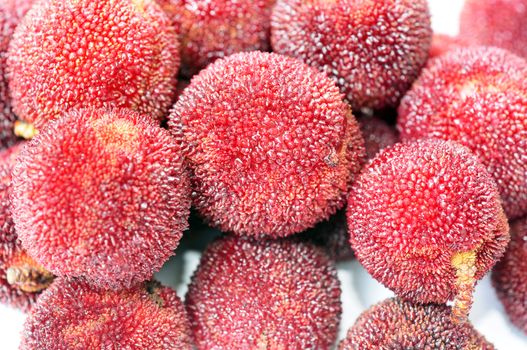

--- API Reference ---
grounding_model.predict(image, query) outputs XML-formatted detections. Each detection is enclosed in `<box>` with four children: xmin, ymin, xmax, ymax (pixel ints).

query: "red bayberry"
<box><xmin>7</xmin><ymin>0</ymin><xmax>179</xmax><ymax>136</ymax></box>
<box><xmin>271</xmin><ymin>0</ymin><xmax>432</xmax><ymax>110</ymax></box>
<box><xmin>169</xmin><ymin>51</ymin><xmax>365</xmax><ymax>238</ymax></box>
<box><xmin>348</xmin><ymin>139</ymin><xmax>509</xmax><ymax>322</ymax></box>
<box><xmin>0</xmin><ymin>144</ymin><xmax>53</xmax><ymax>311</ymax></box>
<box><xmin>338</xmin><ymin>298</ymin><xmax>495</xmax><ymax>349</ymax></box>
<box><xmin>159</xmin><ymin>0</ymin><xmax>275</xmax><ymax>77</ymax></box>
<box><xmin>398</xmin><ymin>47</ymin><xmax>527</xmax><ymax>219</ymax></box>
<box><xmin>21</xmin><ymin>279</ymin><xmax>192</xmax><ymax>350</ymax></box>
<box><xmin>12</xmin><ymin>108</ymin><xmax>191</xmax><ymax>289</ymax></box>
<box><xmin>460</xmin><ymin>0</ymin><xmax>527</xmax><ymax>58</ymax></box>
<box><xmin>492</xmin><ymin>216</ymin><xmax>527</xmax><ymax>334</ymax></box>
<box><xmin>185</xmin><ymin>235</ymin><xmax>342</xmax><ymax>349</ymax></box>
<box><xmin>0</xmin><ymin>0</ymin><xmax>35</xmax><ymax>148</ymax></box>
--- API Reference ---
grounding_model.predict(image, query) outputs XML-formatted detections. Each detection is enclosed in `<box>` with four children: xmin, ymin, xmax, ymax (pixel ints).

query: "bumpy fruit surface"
<box><xmin>398</xmin><ymin>47</ymin><xmax>527</xmax><ymax>219</ymax></box>
<box><xmin>21</xmin><ymin>279</ymin><xmax>192</xmax><ymax>350</ymax></box>
<box><xmin>170</xmin><ymin>51</ymin><xmax>365</xmax><ymax>238</ymax></box>
<box><xmin>0</xmin><ymin>144</ymin><xmax>53</xmax><ymax>311</ymax></box>
<box><xmin>460</xmin><ymin>0</ymin><xmax>527</xmax><ymax>58</ymax></box>
<box><xmin>348</xmin><ymin>139</ymin><xmax>509</xmax><ymax>321</ymax></box>
<box><xmin>271</xmin><ymin>0</ymin><xmax>432</xmax><ymax>110</ymax></box>
<box><xmin>186</xmin><ymin>235</ymin><xmax>342</xmax><ymax>349</ymax></box>
<box><xmin>338</xmin><ymin>298</ymin><xmax>495</xmax><ymax>349</ymax></box>
<box><xmin>492</xmin><ymin>217</ymin><xmax>527</xmax><ymax>334</ymax></box>
<box><xmin>12</xmin><ymin>108</ymin><xmax>190</xmax><ymax>289</ymax></box>
<box><xmin>7</xmin><ymin>0</ymin><xmax>179</xmax><ymax>132</ymax></box>
<box><xmin>159</xmin><ymin>0</ymin><xmax>275</xmax><ymax>77</ymax></box>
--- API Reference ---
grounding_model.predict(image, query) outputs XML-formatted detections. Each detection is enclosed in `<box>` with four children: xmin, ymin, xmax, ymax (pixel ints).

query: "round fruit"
<box><xmin>7</xmin><ymin>0</ymin><xmax>179</xmax><ymax>134</ymax></box>
<box><xmin>186</xmin><ymin>235</ymin><xmax>342</xmax><ymax>349</ymax></box>
<box><xmin>398</xmin><ymin>47</ymin><xmax>527</xmax><ymax>219</ymax></box>
<box><xmin>12</xmin><ymin>108</ymin><xmax>191</xmax><ymax>289</ymax></box>
<box><xmin>170</xmin><ymin>51</ymin><xmax>365</xmax><ymax>238</ymax></box>
<box><xmin>271</xmin><ymin>0</ymin><xmax>432</xmax><ymax>110</ymax></box>
<box><xmin>21</xmin><ymin>279</ymin><xmax>192</xmax><ymax>350</ymax></box>
<box><xmin>348</xmin><ymin>139</ymin><xmax>509</xmax><ymax>322</ymax></box>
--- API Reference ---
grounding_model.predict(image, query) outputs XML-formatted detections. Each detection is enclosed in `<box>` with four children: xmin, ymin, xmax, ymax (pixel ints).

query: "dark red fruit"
<box><xmin>460</xmin><ymin>0</ymin><xmax>527</xmax><ymax>58</ymax></box>
<box><xmin>185</xmin><ymin>235</ymin><xmax>342</xmax><ymax>349</ymax></box>
<box><xmin>12</xmin><ymin>108</ymin><xmax>190</xmax><ymax>289</ymax></box>
<box><xmin>7</xmin><ymin>0</ymin><xmax>179</xmax><ymax>135</ymax></box>
<box><xmin>0</xmin><ymin>0</ymin><xmax>36</xmax><ymax>148</ymax></box>
<box><xmin>357</xmin><ymin>115</ymin><xmax>399</xmax><ymax>160</ymax></box>
<box><xmin>170</xmin><ymin>51</ymin><xmax>365</xmax><ymax>238</ymax></box>
<box><xmin>338</xmin><ymin>298</ymin><xmax>495</xmax><ymax>349</ymax></box>
<box><xmin>348</xmin><ymin>139</ymin><xmax>509</xmax><ymax>322</ymax></box>
<box><xmin>21</xmin><ymin>279</ymin><xmax>192</xmax><ymax>350</ymax></box>
<box><xmin>429</xmin><ymin>34</ymin><xmax>469</xmax><ymax>59</ymax></box>
<box><xmin>271</xmin><ymin>0</ymin><xmax>432</xmax><ymax>110</ymax></box>
<box><xmin>0</xmin><ymin>144</ymin><xmax>53</xmax><ymax>311</ymax></box>
<box><xmin>492</xmin><ymin>216</ymin><xmax>527</xmax><ymax>334</ymax></box>
<box><xmin>398</xmin><ymin>47</ymin><xmax>527</xmax><ymax>219</ymax></box>
<box><xmin>159</xmin><ymin>0</ymin><xmax>275</xmax><ymax>77</ymax></box>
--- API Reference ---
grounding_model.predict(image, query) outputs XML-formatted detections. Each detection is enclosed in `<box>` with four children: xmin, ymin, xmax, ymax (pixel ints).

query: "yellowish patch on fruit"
<box><xmin>451</xmin><ymin>250</ymin><xmax>477</xmax><ymax>324</ymax></box>
<box><xmin>14</xmin><ymin>120</ymin><xmax>37</xmax><ymax>140</ymax></box>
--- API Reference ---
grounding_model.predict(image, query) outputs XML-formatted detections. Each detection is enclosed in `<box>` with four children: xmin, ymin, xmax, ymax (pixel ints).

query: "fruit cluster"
<box><xmin>0</xmin><ymin>0</ymin><xmax>526</xmax><ymax>349</ymax></box>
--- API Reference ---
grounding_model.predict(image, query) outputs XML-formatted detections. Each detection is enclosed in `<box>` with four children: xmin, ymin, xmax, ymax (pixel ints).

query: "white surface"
<box><xmin>2</xmin><ymin>0</ymin><xmax>527</xmax><ymax>349</ymax></box>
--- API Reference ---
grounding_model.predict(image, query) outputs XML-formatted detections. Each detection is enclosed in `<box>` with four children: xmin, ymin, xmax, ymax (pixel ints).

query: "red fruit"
<box><xmin>460</xmin><ymin>0</ymin><xmax>527</xmax><ymax>58</ymax></box>
<box><xmin>170</xmin><ymin>51</ymin><xmax>365</xmax><ymax>238</ymax></box>
<box><xmin>0</xmin><ymin>0</ymin><xmax>35</xmax><ymax>149</ymax></box>
<box><xmin>398</xmin><ymin>47</ymin><xmax>527</xmax><ymax>219</ymax></box>
<box><xmin>7</xmin><ymin>0</ymin><xmax>179</xmax><ymax>134</ymax></box>
<box><xmin>0</xmin><ymin>144</ymin><xmax>53</xmax><ymax>311</ymax></box>
<box><xmin>159</xmin><ymin>0</ymin><xmax>275</xmax><ymax>77</ymax></box>
<box><xmin>429</xmin><ymin>34</ymin><xmax>469</xmax><ymax>59</ymax></box>
<box><xmin>185</xmin><ymin>235</ymin><xmax>342</xmax><ymax>349</ymax></box>
<box><xmin>21</xmin><ymin>279</ymin><xmax>192</xmax><ymax>350</ymax></box>
<box><xmin>338</xmin><ymin>298</ymin><xmax>495</xmax><ymax>349</ymax></box>
<box><xmin>271</xmin><ymin>0</ymin><xmax>432</xmax><ymax>110</ymax></box>
<box><xmin>348</xmin><ymin>139</ymin><xmax>509</xmax><ymax>322</ymax></box>
<box><xmin>357</xmin><ymin>115</ymin><xmax>399</xmax><ymax>160</ymax></box>
<box><xmin>12</xmin><ymin>108</ymin><xmax>191</xmax><ymax>289</ymax></box>
<box><xmin>492</xmin><ymin>217</ymin><xmax>527</xmax><ymax>334</ymax></box>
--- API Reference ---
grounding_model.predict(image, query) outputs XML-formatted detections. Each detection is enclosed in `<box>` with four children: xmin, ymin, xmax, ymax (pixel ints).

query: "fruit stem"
<box><xmin>6</xmin><ymin>264</ymin><xmax>54</xmax><ymax>293</ymax></box>
<box><xmin>14</xmin><ymin>120</ymin><xmax>37</xmax><ymax>139</ymax></box>
<box><xmin>451</xmin><ymin>250</ymin><xmax>477</xmax><ymax>324</ymax></box>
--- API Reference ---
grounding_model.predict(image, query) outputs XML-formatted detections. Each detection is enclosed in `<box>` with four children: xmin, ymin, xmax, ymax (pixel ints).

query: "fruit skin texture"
<box><xmin>0</xmin><ymin>0</ymin><xmax>35</xmax><ymax>149</ymax></box>
<box><xmin>170</xmin><ymin>51</ymin><xmax>365</xmax><ymax>238</ymax></box>
<box><xmin>357</xmin><ymin>115</ymin><xmax>399</xmax><ymax>161</ymax></box>
<box><xmin>158</xmin><ymin>0</ymin><xmax>276</xmax><ymax>77</ymax></box>
<box><xmin>0</xmin><ymin>144</ymin><xmax>53</xmax><ymax>311</ymax></box>
<box><xmin>271</xmin><ymin>0</ymin><xmax>432</xmax><ymax>110</ymax></box>
<box><xmin>492</xmin><ymin>216</ymin><xmax>527</xmax><ymax>334</ymax></box>
<box><xmin>185</xmin><ymin>235</ymin><xmax>342</xmax><ymax>350</ymax></box>
<box><xmin>429</xmin><ymin>34</ymin><xmax>469</xmax><ymax>59</ymax></box>
<box><xmin>348</xmin><ymin>139</ymin><xmax>509</xmax><ymax>308</ymax></box>
<box><xmin>460</xmin><ymin>0</ymin><xmax>527</xmax><ymax>58</ymax></box>
<box><xmin>398</xmin><ymin>47</ymin><xmax>527</xmax><ymax>219</ymax></box>
<box><xmin>7</xmin><ymin>0</ymin><xmax>179</xmax><ymax>130</ymax></box>
<box><xmin>12</xmin><ymin>108</ymin><xmax>191</xmax><ymax>289</ymax></box>
<box><xmin>338</xmin><ymin>298</ymin><xmax>495</xmax><ymax>350</ymax></box>
<box><xmin>21</xmin><ymin>279</ymin><xmax>192</xmax><ymax>350</ymax></box>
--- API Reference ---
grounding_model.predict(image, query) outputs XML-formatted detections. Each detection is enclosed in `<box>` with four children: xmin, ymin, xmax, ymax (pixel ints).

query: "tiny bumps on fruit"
<box><xmin>460</xmin><ymin>0</ymin><xmax>527</xmax><ymax>58</ymax></box>
<box><xmin>11</xmin><ymin>108</ymin><xmax>191</xmax><ymax>289</ymax></box>
<box><xmin>0</xmin><ymin>144</ymin><xmax>53</xmax><ymax>312</ymax></box>
<box><xmin>7</xmin><ymin>0</ymin><xmax>180</xmax><ymax>135</ymax></box>
<box><xmin>398</xmin><ymin>46</ymin><xmax>527</xmax><ymax>219</ymax></box>
<box><xmin>159</xmin><ymin>0</ymin><xmax>276</xmax><ymax>77</ymax></box>
<box><xmin>492</xmin><ymin>217</ymin><xmax>527</xmax><ymax>334</ymax></box>
<box><xmin>185</xmin><ymin>235</ymin><xmax>342</xmax><ymax>349</ymax></box>
<box><xmin>170</xmin><ymin>51</ymin><xmax>365</xmax><ymax>238</ymax></box>
<box><xmin>21</xmin><ymin>279</ymin><xmax>192</xmax><ymax>350</ymax></box>
<box><xmin>271</xmin><ymin>0</ymin><xmax>432</xmax><ymax>110</ymax></box>
<box><xmin>348</xmin><ymin>139</ymin><xmax>509</xmax><ymax>322</ymax></box>
<box><xmin>338</xmin><ymin>298</ymin><xmax>495</xmax><ymax>350</ymax></box>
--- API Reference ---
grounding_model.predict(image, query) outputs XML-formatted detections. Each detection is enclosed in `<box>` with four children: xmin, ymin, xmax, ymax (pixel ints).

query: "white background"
<box><xmin>2</xmin><ymin>0</ymin><xmax>526</xmax><ymax>348</ymax></box>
